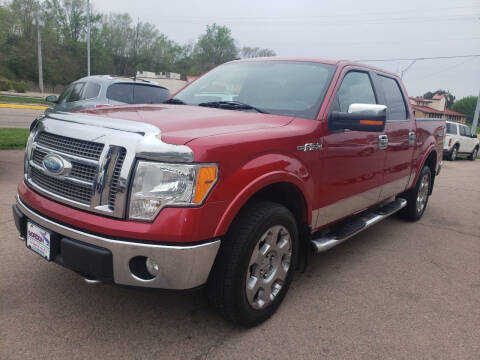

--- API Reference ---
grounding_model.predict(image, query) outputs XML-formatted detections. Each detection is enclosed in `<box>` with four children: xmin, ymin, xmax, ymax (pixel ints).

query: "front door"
<box><xmin>315</xmin><ymin>69</ymin><xmax>386</xmax><ymax>229</ymax></box>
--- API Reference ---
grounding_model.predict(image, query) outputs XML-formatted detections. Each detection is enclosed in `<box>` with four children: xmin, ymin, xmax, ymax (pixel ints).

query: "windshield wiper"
<box><xmin>164</xmin><ymin>98</ymin><xmax>187</xmax><ymax>105</ymax></box>
<box><xmin>198</xmin><ymin>101</ymin><xmax>269</xmax><ymax>114</ymax></box>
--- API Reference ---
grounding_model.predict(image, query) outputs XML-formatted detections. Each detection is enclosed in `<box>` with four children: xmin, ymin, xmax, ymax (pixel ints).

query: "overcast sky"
<box><xmin>94</xmin><ymin>0</ymin><xmax>480</xmax><ymax>99</ymax></box>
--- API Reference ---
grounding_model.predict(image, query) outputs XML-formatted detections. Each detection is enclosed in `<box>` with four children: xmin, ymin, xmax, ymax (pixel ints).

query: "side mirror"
<box><xmin>329</xmin><ymin>103</ymin><xmax>387</xmax><ymax>132</ymax></box>
<box><xmin>45</xmin><ymin>95</ymin><xmax>57</xmax><ymax>103</ymax></box>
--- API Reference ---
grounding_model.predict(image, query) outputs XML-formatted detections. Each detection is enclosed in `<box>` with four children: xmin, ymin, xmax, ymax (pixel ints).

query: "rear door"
<box><xmin>374</xmin><ymin>74</ymin><xmax>414</xmax><ymax>199</ymax></box>
<box><xmin>317</xmin><ymin>69</ymin><xmax>387</xmax><ymax>228</ymax></box>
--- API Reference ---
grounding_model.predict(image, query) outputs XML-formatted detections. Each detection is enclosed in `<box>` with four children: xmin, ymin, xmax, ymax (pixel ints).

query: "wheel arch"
<box><xmin>213</xmin><ymin>174</ymin><xmax>311</xmax><ymax>238</ymax></box>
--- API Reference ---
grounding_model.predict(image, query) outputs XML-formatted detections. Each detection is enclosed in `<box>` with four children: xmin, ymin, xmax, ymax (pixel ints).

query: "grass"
<box><xmin>0</xmin><ymin>128</ymin><xmax>29</xmax><ymax>149</ymax></box>
<box><xmin>0</xmin><ymin>95</ymin><xmax>50</xmax><ymax>105</ymax></box>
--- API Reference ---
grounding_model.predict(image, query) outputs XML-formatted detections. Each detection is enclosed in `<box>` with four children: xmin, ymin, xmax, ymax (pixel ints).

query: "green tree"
<box><xmin>193</xmin><ymin>23</ymin><xmax>238</xmax><ymax>74</ymax></box>
<box><xmin>241</xmin><ymin>46</ymin><xmax>276</xmax><ymax>58</ymax></box>
<box><xmin>452</xmin><ymin>96</ymin><xmax>478</xmax><ymax>125</ymax></box>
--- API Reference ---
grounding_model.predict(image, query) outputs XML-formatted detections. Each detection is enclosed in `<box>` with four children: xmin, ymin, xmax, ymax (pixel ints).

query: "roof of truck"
<box><xmin>231</xmin><ymin>57</ymin><xmax>400</xmax><ymax>78</ymax></box>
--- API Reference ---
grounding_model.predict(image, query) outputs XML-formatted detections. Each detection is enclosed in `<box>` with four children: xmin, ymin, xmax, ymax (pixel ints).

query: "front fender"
<box><xmin>213</xmin><ymin>153</ymin><xmax>314</xmax><ymax>237</ymax></box>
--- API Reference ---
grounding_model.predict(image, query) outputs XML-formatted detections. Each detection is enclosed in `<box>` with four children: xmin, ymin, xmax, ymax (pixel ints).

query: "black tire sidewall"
<box><xmin>415</xmin><ymin>166</ymin><xmax>432</xmax><ymax>219</ymax></box>
<box><xmin>232</xmin><ymin>206</ymin><xmax>299</xmax><ymax>326</ymax></box>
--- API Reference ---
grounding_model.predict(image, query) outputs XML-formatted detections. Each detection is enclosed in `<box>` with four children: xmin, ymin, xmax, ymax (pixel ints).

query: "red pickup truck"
<box><xmin>13</xmin><ymin>58</ymin><xmax>445</xmax><ymax>326</ymax></box>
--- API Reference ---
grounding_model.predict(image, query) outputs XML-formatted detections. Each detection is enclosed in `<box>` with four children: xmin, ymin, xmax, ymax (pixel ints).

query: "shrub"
<box><xmin>0</xmin><ymin>79</ymin><xmax>11</xmax><ymax>91</ymax></box>
<box><xmin>12</xmin><ymin>81</ymin><xmax>27</xmax><ymax>93</ymax></box>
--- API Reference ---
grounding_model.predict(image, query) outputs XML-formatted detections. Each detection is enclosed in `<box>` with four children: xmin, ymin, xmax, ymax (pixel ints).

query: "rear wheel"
<box><xmin>398</xmin><ymin>165</ymin><xmax>432</xmax><ymax>222</ymax></box>
<box><xmin>449</xmin><ymin>145</ymin><xmax>458</xmax><ymax>161</ymax></box>
<box><xmin>468</xmin><ymin>147</ymin><xmax>478</xmax><ymax>161</ymax></box>
<box><xmin>207</xmin><ymin>200</ymin><xmax>299</xmax><ymax>327</ymax></box>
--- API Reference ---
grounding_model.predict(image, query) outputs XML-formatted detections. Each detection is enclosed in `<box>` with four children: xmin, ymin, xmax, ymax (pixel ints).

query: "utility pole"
<box><xmin>400</xmin><ymin>59</ymin><xmax>419</xmax><ymax>79</ymax></box>
<box><xmin>471</xmin><ymin>89</ymin><xmax>480</xmax><ymax>135</ymax></box>
<box><xmin>87</xmin><ymin>0</ymin><xmax>91</xmax><ymax>76</ymax></box>
<box><xmin>36</xmin><ymin>17</ymin><xmax>44</xmax><ymax>93</ymax></box>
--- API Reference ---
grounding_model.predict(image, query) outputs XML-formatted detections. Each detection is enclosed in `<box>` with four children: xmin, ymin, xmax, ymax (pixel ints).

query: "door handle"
<box><xmin>408</xmin><ymin>131</ymin><xmax>416</xmax><ymax>146</ymax></box>
<box><xmin>379</xmin><ymin>135</ymin><xmax>388</xmax><ymax>150</ymax></box>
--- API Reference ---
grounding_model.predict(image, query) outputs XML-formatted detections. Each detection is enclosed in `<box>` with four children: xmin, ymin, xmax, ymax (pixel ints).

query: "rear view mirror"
<box><xmin>45</xmin><ymin>95</ymin><xmax>57</xmax><ymax>103</ymax></box>
<box><xmin>329</xmin><ymin>103</ymin><xmax>387</xmax><ymax>132</ymax></box>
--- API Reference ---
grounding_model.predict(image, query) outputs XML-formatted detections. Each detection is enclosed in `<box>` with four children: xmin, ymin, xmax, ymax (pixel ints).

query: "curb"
<box><xmin>0</xmin><ymin>104</ymin><xmax>49</xmax><ymax>110</ymax></box>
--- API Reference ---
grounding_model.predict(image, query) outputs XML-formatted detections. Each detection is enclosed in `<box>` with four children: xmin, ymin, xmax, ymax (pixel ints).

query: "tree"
<box><xmin>193</xmin><ymin>23</ymin><xmax>238</xmax><ymax>74</ymax></box>
<box><xmin>423</xmin><ymin>89</ymin><xmax>455</xmax><ymax>109</ymax></box>
<box><xmin>241</xmin><ymin>46</ymin><xmax>276</xmax><ymax>58</ymax></box>
<box><xmin>452</xmin><ymin>96</ymin><xmax>478</xmax><ymax>125</ymax></box>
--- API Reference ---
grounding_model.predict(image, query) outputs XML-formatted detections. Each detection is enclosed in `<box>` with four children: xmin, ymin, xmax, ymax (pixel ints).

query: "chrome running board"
<box><xmin>311</xmin><ymin>198</ymin><xmax>407</xmax><ymax>253</ymax></box>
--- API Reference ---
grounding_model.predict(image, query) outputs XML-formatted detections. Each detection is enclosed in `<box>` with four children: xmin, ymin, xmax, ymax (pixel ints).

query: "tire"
<box><xmin>207</xmin><ymin>200</ymin><xmax>299</xmax><ymax>327</ymax></box>
<box><xmin>468</xmin><ymin>146</ymin><xmax>478</xmax><ymax>161</ymax></box>
<box><xmin>448</xmin><ymin>145</ymin><xmax>458</xmax><ymax>161</ymax></box>
<box><xmin>398</xmin><ymin>165</ymin><xmax>432</xmax><ymax>222</ymax></box>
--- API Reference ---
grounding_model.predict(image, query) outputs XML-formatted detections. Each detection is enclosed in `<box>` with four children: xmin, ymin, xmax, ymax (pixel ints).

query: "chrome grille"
<box><xmin>108</xmin><ymin>148</ymin><xmax>127</xmax><ymax>209</ymax></box>
<box><xmin>30</xmin><ymin>167</ymin><xmax>93</xmax><ymax>204</ymax></box>
<box><xmin>36</xmin><ymin>132</ymin><xmax>104</xmax><ymax>160</ymax></box>
<box><xmin>32</xmin><ymin>148</ymin><xmax>97</xmax><ymax>182</ymax></box>
<box><xmin>27</xmin><ymin>129</ymin><xmax>129</xmax><ymax>218</ymax></box>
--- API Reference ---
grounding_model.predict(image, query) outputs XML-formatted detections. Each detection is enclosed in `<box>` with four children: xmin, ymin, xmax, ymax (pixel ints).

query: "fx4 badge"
<box><xmin>297</xmin><ymin>142</ymin><xmax>322</xmax><ymax>152</ymax></box>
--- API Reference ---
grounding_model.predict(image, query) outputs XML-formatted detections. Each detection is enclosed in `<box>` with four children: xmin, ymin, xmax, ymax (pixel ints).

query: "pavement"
<box><xmin>0</xmin><ymin>108</ymin><xmax>44</xmax><ymax>128</ymax></box>
<box><xmin>1</xmin><ymin>150</ymin><xmax>479</xmax><ymax>360</ymax></box>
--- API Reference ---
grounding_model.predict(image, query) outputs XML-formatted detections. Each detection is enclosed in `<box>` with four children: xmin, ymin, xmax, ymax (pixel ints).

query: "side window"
<box><xmin>106</xmin><ymin>83</ymin><xmax>134</xmax><ymax>103</ymax></box>
<box><xmin>335</xmin><ymin>72</ymin><xmax>376</xmax><ymax>112</ymax></box>
<box><xmin>463</xmin><ymin>126</ymin><xmax>472</xmax><ymax>137</ymax></box>
<box><xmin>67</xmin><ymin>83</ymin><xmax>85</xmax><ymax>103</ymax></box>
<box><xmin>133</xmin><ymin>85</ymin><xmax>171</xmax><ymax>104</ymax></box>
<box><xmin>377</xmin><ymin>75</ymin><xmax>407</xmax><ymax>120</ymax></box>
<box><xmin>459</xmin><ymin>126</ymin><xmax>467</xmax><ymax>136</ymax></box>
<box><xmin>83</xmin><ymin>82</ymin><xmax>101</xmax><ymax>100</ymax></box>
<box><xmin>446</xmin><ymin>123</ymin><xmax>457</xmax><ymax>135</ymax></box>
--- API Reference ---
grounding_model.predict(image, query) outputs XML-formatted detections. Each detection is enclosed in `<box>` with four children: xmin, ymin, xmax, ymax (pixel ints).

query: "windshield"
<box><xmin>174</xmin><ymin>61</ymin><xmax>336</xmax><ymax>119</ymax></box>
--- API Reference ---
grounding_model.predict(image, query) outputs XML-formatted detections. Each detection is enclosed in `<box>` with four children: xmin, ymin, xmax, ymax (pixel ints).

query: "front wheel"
<box><xmin>398</xmin><ymin>165</ymin><xmax>432</xmax><ymax>221</ymax></box>
<box><xmin>468</xmin><ymin>147</ymin><xmax>478</xmax><ymax>161</ymax></box>
<box><xmin>207</xmin><ymin>200</ymin><xmax>299</xmax><ymax>327</ymax></box>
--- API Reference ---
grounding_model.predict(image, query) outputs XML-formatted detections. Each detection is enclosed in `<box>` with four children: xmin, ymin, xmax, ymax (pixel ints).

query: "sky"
<box><xmin>94</xmin><ymin>0</ymin><xmax>480</xmax><ymax>99</ymax></box>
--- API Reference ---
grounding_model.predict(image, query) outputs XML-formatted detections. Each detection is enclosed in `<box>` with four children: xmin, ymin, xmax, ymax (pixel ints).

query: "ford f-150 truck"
<box><xmin>12</xmin><ymin>58</ymin><xmax>445</xmax><ymax>327</ymax></box>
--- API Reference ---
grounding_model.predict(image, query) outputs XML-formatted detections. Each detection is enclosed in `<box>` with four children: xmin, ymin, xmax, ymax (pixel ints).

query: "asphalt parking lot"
<box><xmin>1</xmin><ymin>150</ymin><xmax>479</xmax><ymax>360</ymax></box>
<box><xmin>0</xmin><ymin>108</ymin><xmax>44</xmax><ymax>128</ymax></box>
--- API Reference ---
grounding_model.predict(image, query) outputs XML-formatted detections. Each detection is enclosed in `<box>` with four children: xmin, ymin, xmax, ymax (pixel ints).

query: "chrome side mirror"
<box><xmin>329</xmin><ymin>103</ymin><xmax>387</xmax><ymax>132</ymax></box>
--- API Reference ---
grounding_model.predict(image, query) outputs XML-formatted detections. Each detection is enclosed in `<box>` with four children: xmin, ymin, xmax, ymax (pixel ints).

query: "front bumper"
<box><xmin>13</xmin><ymin>195</ymin><xmax>220</xmax><ymax>290</ymax></box>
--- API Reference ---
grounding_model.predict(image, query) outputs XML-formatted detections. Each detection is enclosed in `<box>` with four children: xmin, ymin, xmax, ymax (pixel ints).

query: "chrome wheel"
<box><xmin>451</xmin><ymin>147</ymin><xmax>457</xmax><ymax>160</ymax></box>
<box><xmin>472</xmin><ymin>148</ymin><xmax>478</xmax><ymax>160</ymax></box>
<box><xmin>416</xmin><ymin>173</ymin><xmax>430</xmax><ymax>214</ymax></box>
<box><xmin>246</xmin><ymin>225</ymin><xmax>292</xmax><ymax>310</ymax></box>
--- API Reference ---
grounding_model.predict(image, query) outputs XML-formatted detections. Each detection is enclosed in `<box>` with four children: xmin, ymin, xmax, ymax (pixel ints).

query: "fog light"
<box><xmin>146</xmin><ymin>257</ymin><xmax>159</xmax><ymax>277</ymax></box>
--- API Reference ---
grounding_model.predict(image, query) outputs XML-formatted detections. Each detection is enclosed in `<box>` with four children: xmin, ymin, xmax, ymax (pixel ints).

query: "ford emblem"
<box><xmin>42</xmin><ymin>154</ymin><xmax>69</xmax><ymax>175</ymax></box>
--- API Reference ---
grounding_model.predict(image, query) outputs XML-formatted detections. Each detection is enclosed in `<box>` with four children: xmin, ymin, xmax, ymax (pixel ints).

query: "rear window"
<box><xmin>106</xmin><ymin>83</ymin><xmax>133</xmax><ymax>103</ymax></box>
<box><xmin>446</xmin><ymin>123</ymin><xmax>457</xmax><ymax>135</ymax></box>
<box><xmin>377</xmin><ymin>75</ymin><xmax>407</xmax><ymax>121</ymax></box>
<box><xmin>133</xmin><ymin>85</ymin><xmax>170</xmax><ymax>104</ymax></box>
<box><xmin>83</xmin><ymin>82</ymin><xmax>101</xmax><ymax>99</ymax></box>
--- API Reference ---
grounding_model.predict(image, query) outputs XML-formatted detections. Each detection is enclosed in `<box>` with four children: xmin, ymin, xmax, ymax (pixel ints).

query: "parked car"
<box><xmin>13</xmin><ymin>58</ymin><xmax>445</xmax><ymax>327</ymax></box>
<box><xmin>45</xmin><ymin>75</ymin><xmax>171</xmax><ymax>112</ymax></box>
<box><xmin>443</xmin><ymin>121</ymin><xmax>479</xmax><ymax>160</ymax></box>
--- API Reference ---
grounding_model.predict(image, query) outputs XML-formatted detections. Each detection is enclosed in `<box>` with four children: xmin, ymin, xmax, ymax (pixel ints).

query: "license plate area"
<box><xmin>27</xmin><ymin>221</ymin><xmax>51</xmax><ymax>260</ymax></box>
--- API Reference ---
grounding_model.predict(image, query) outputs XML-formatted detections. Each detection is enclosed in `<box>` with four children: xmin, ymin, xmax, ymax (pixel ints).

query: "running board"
<box><xmin>310</xmin><ymin>198</ymin><xmax>407</xmax><ymax>253</ymax></box>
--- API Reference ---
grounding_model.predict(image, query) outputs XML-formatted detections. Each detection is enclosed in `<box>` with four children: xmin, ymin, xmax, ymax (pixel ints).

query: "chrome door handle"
<box><xmin>379</xmin><ymin>135</ymin><xmax>388</xmax><ymax>150</ymax></box>
<box><xmin>408</xmin><ymin>131</ymin><xmax>416</xmax><ymax>146</ymax></box>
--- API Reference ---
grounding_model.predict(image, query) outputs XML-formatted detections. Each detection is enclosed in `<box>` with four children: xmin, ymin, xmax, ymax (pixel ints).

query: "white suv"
<box><xmin>444</xmin><ymin>121</ymin><xmax>479</xmax><ymax>161</ymax></box>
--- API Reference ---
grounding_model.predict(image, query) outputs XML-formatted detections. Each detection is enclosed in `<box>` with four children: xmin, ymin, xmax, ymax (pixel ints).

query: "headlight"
<box><xmin>129</xmin><ymin>161</ymin><xmax>218</xmax><ymax>221</ymax></box>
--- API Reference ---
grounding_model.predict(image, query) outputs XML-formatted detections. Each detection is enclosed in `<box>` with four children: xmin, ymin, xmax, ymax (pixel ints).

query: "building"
<box><xmin>409</xmin><ymin>94</ymin><xmax>467</xmax><ymax>124</ymax></box>
<box><xmin>135</xmin><ymin>71</ymin><xmax>187</xmax><ymax>93</ymax></box>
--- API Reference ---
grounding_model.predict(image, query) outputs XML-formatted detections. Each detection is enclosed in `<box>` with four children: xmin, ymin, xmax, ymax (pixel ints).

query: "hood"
<box><xmin>79</xmin><ymin>104</ymin><xmax>293</xmax><ymax>145</ymax></box>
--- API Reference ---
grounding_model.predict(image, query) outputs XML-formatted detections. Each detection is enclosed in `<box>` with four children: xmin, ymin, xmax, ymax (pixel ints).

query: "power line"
<box><xmin>356</xmin><ymin>55</ymin><xmax>480</xmax><ymax>62</ymax></box>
